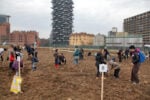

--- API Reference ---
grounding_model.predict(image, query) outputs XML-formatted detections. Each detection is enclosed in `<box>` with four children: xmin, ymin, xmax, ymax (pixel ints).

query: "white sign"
<box><xmin>17</xmin><ymin>56</ymin><xmax>21</xmax><ymax>62</ymax></box>
<box><xmin>99</xmin><ymin>64</ymin><xmax>108</xmax><ymax>72</ymax></box>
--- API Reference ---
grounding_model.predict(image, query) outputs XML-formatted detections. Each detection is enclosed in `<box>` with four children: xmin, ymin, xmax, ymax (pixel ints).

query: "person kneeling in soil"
<box><xmin>87</xmin><ymin>52</ymin><xmax>92</xmax><ymax>56</ymax></box>
<box><xmin>59</xmin><ymin>53</ymin><xmax>66</xmax><ymax>65</ymax></box>
<box><xmin>108</xmin><ymin>58</ymin><xmax>121</xmax><ymax>78</ymax></box>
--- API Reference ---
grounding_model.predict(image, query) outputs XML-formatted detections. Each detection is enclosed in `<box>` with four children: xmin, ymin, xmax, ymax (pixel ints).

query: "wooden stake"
<box><xmin>101</xmin><ymin>72</ymin><xmax>104</xmax><ymax>100</ymax></box>
<box><xmin>18</xmin><ymin>57</ymin><xmax>21</xmax><ymax>77</ymax></box>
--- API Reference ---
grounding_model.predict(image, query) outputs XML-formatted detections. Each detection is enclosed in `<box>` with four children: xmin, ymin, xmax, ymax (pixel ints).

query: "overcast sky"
<box><xmin>0</xmin><ymin>0</ymin><xmax>149</xmax><ymax>39</ymax></box>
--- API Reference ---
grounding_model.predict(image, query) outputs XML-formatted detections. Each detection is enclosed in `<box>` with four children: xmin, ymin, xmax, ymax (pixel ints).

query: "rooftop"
<box><xmin>0</xmin><ymin>14</ymin><xmax>10</xmax><ymax>18</ymax></box>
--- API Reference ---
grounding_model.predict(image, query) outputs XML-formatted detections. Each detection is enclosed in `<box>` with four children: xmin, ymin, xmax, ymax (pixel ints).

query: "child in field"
<box><xmin>87</xmin><ymin>52</ymin><xmax>92</xmax><ymax>56</ymax></box>
<box><xmin>108</xmin><ymin>58</ymin><xmax>121</xmax><ymax>78</ymax></box>
<box><xmin>53</xmin><ymin>49</ymin><xmax>60</xmax><ymax>69</ymax></box>
<box><xmin>9</xmin><ymin>52</ymin><xmax>15</xmax><ymax>70</ymax></box>
<box><xmin>95</xmin><ymin>50</ymin><xmax>106</xmax><ymax>78</ymax></box>
<box><xmin>73</xmin><ymin>47</ymin><xmax>80</xmax><ymax>65</ymax></box>
<box><xmin>0</xmin><ymin>48</ymin><xmax>7</xmax><ymax>61</ymax></box>
<box><xmin>103</xmin><ymin>48</ymin><xmax>110</xmax><ymax>61</ymax></box>
<box><xmin>12</xmin><ymin>56</ymin><xmax>24</xmax><ymax>73</ymax></box>
<box><xmin>59</xmin><ymin>53</ymin><xmax>66</xmax><ymax>65</ymax></box>
<box><xmin>31</xmin><ymin>56</ymin><xmax>38</xmax><ymax>71</ymax></box>
<box><xmin>117</xmin><ymin>49</ymin><xmax>123</xmax><ymax>62</ymax></box>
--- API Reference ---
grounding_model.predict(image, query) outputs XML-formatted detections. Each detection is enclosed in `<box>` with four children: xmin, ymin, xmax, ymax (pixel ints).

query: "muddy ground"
<box><xmin>0</xmin><ymin>48</ymin><xmax>150</xmax><ymax>100</ymax></box>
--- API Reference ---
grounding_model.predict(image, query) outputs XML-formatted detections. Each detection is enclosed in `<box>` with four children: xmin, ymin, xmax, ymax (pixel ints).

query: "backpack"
<box><xmin>139</xmin><ymin>51</ymin><xmax>146</xmax><ymax>63</ymax></box>
<box><xmin>12</xmin><ymin>60</ymin><xmax>23</xmax><ymax>70</ymax></box>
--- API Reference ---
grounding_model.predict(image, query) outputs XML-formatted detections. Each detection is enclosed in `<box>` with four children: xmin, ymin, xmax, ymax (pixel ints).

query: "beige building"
<box><xmin>93</xmin><ymin>33</ymin><xmax>105</xmax><ymax>46</ymax></box>
<box><xmin>69</xmin><ymin>32</ymin><xmax>94</xmax><ymax>46</ymax></box>
<box><xmin>116</xmin><ymin>32</ymin><xmax>128</xmax><ymax>37</ymax></box>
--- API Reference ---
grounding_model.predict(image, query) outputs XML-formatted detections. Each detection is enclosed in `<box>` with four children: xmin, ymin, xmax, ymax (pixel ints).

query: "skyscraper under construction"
<box><xmin>50</xmin><ymin>0</ymin><xmax>74</xmax><ymax>46</ymax></box>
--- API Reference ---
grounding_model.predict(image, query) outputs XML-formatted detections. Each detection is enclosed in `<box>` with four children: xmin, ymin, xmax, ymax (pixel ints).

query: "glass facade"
<box><xmin>0</xmin><ymin>15</ymin><xmax>9</xmax><ymax>24</ymax></box>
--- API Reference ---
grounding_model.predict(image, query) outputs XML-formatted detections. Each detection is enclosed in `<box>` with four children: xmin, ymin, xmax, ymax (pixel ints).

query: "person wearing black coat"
<box><xmin>129</xmin><ymin>45</ymin><xmax>141</xmax><ymax>84</ymax></box>
<box><xmin>95</xmin><ymin>50</ymin><xmax>106</xmax><ymax>78</ymax></box>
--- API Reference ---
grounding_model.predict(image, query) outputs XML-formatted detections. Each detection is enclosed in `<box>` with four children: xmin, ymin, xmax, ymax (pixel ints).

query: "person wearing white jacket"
<box><xmin>0</xmin><ymin>48</ymin><xmax>7</xmax><ymax>61</ymax></box>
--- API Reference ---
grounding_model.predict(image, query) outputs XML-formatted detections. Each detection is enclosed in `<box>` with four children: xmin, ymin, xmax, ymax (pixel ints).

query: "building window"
<box><xmin>19</xmin><ymin>35</ymin><xmax>22</xmax><ymax>42</ymax></box>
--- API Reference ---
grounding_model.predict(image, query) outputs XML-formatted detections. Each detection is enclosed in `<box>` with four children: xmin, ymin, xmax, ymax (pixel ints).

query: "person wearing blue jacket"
<box><xmin>73</xmin><ymin>46</ymin><xmax>79</xmax><ymax>65</ymax></box>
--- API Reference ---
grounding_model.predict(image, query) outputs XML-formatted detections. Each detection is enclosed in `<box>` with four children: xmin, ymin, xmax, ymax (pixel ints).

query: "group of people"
<box><xmin>0</xmin><ymin>44</ymin><xmax>39</xmax><ymax>74</ymax></box>
<box><xmin>0</xmin><ymin>45</ymin><xmax>24</xmax><ymax>74</ymax></box>
<box><xmin>117</xmin><ymin>48</ymin><xmax>130</xmax><ymax>62</ymax></box>
<box><xmin>1</xmin><ymin>44</ymin><xmax>147</xmax><ymax>85</ymax></box>
<box><xmin>73</xmin><ymin>47</ymin><xmax>84</xmax><ymax>65</ymax></box>
<box><xmin>71</xmin><ymin>45</ymin><xmax>146</xmax><ymax>85</ymax></box>
<box><xmin>53</xmin><ymin>49</ymin><xmax>66</xmax><ymax>69</ymax></box>
<box><xmin>95</xmin><ymin>48</ymin><xmax>121</xmax><ymax>79</ymax></box>
<box><xmin>25</xmin><ymin>44</ymin><xmax>39</xmax><ymax>71</ymax></box>
<box><xmin>53</xmin><ymin>47</ymin><xmax>84</xmax><ymax>68</ymax></box>
<box><xmin>99</xmin><ymin>46</ymin><xmax>147</xmax><ymax>84</ymax></box>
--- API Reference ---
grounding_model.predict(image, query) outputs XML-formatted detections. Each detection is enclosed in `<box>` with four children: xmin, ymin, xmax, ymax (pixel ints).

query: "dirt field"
<box><xmin>0</xmin><ymin>48</ymin><xmax>150</xmax><ymax>100</ymax></box>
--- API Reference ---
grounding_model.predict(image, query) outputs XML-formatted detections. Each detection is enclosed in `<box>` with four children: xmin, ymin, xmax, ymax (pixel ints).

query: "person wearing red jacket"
<box><xmin>9</xmin><ymin>52</ymin><xmax>15</xmax><ymax>70</ymax></box>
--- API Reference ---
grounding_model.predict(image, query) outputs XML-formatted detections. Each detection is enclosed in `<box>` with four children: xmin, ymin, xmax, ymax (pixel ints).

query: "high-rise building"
<box><xmin>50</xmin><ymin>0</ymin><xmax>74</xmax><ymax>46</ymax></box>
<box><xmin>124</xmin><ymin>11</ymin><xmax>150</xmax><ymax>44</ymax></box>
<box><xmin>0</xmin><ymin>14</ymin><xmax>10</xmax><ymax>44</ymax></box>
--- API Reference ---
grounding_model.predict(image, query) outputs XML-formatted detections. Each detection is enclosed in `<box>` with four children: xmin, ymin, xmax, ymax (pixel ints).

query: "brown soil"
<box><xmin>0</xmin><ymin>48</ymin><xmax>150</xmax><ymax>100</ymax></box>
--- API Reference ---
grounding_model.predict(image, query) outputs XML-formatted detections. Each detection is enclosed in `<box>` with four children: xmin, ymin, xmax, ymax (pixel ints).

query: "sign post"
<box><xmin>10</xmin><ymin>56</ymin><xmax>22</xmax><ymax>94</ymax></box>
<box><xmin>99</xmin><ymin>64</ymin><xmax>108</xmax><ymax>100</ymax></box>
<box><xmin>17</xmin><ymin>56</ymin><xmax>21</xmax><ymax>77</ymax></box>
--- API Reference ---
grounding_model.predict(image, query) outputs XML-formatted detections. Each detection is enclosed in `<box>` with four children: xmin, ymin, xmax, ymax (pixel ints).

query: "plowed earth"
<box><xmin>0</xmin><ymin>48</ymin><xmax>150</xmax><ymax>100</ymax></box>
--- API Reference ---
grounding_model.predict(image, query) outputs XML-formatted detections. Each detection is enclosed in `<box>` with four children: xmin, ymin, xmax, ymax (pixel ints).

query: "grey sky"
<box><xmin>0</xmin><ymin>0</ymin><xmax>149</xmax><ymax>39</ymax></box>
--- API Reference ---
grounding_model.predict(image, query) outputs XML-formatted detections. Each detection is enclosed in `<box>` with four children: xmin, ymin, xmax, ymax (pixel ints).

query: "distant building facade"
<box><xmin>108</xmin><ymin>27</ymin><xmax>118</xmax><ymax>37</ymax></box>
<box><xmin>106</xmin><ymin>35</ymin><xmax>143</xmax><ymax>48</ymax></box>
<box><xmin>108</xmin><ymin>27</ymin><xmax>129</xmax><ymax>37</ymax></box>
<box><xmin>116</xmin><ymin>32</ymin><xmax>128</xmax><ymax>37</ymax></box>
<box><xmin>124</xmin><ymin>11</ymin><xmax>150</xmax><ymax>44</ymax></box>
<box><xmin>0</xmin><ymin>15</ymin><xmax>10</xmax><ymax>44</ymax></box>
<box><xmin>40</xmin><ymin>38</ymin><xmax>49</xmax><ymax>47</ymax></box>
<box><xmin>93</xmin><ymin>34</ymin><xmax>105</xmax><ymax>46</ymax></box>
<box><xmin>10</xmin><ymin>31</ymin><xmax>39</xmax><ymax>46</ymax></box>
<box><xmin>69</xmin><ymin>32</ymin><xmax>94</xmax><ymax>46</ymax></box>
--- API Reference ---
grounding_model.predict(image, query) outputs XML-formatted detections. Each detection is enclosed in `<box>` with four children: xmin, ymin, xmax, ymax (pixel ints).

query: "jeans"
<box><xmin>96</xmin><ymin>66</ymin><xmax>100</xmax><ymax>77</ymax></box>
<box><xmin>74</xmin><ymin>56</ymin><xmax>79</xmax><ymax>64</ymax></box>
<box><xmin>9</xmin><ymin>61</ymin><xmax>14</xmax><ymax>69</ymax></box>
<box><xmin>131</xmin><ymin>63</ymin><xmax>140</xmax><ymax>83</ymax></box>
<box><xmin>32</xmin><ymin>62</ymin><xmax>37</xmax><ymax>70</ymax></box>
<box><xmin>114</xmin><ymin>68</ymin><xmax>120</xmax><ymax>78</ymax></box>
<box><xmin>0</xmin><ymin>55</ymin><xmax>3</xmax><ymax>61</ymax></box>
